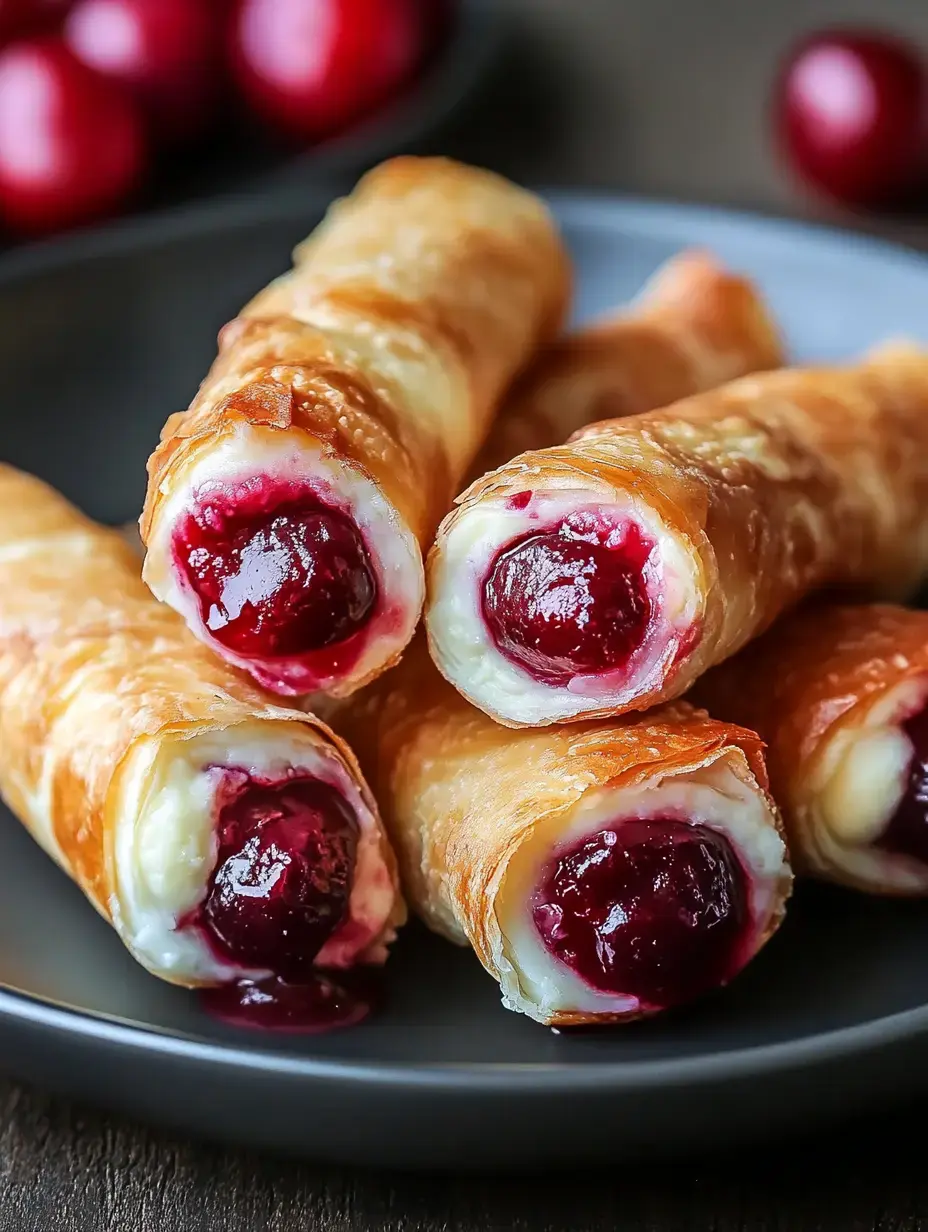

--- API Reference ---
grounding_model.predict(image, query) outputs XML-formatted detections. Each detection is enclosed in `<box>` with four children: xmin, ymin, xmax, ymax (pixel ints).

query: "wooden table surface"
<box><xmin>8</xmin><ymin>1</ymin><xmax>928</xmax><ymax>1227</ymax></box>
<box><xmin>3</xmin><ymin>1075</ymin><xmax>927</xmax><ymax>1231</ymax></box>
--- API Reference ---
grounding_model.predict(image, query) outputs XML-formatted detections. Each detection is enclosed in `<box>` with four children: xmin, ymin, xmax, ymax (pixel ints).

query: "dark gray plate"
<box><xmin>2</xmin><ymin>191</ymin><xmax>928</xmax><ymax>1170</ymax></box>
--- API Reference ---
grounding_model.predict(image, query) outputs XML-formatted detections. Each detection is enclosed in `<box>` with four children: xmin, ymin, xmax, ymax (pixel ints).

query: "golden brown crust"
<box><xmin>338</xmin><ymin>636</ymin><xmax>789</xmax><ymax>1024</ymax></box>
<box><xmin>693</xmin><ymin>603</ymin><xmax>928</xmax><ymax>888</ymax></box>
<box><xmin>0</xmin><ymin>465</ymin><xmax>402</xmax><ymax>966</ymax></box>
<box><xmin>142</xmin><ymin>156</ymin><xmax>570</xmax><ymax>557</ymax></box>
<box><xmin>431</xmin><ymin>344</ymin><xmax>928</xmax><ymax>724</ymax></box>
<box><xmin>467</xmin><ymin>250</ymin><xmax>785</xmax><ymax>480</ymax></box>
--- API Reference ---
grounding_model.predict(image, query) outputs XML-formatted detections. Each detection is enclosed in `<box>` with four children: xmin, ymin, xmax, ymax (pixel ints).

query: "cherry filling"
<box><xmin>482</xmin><ymin>521</ymin><xmax>653</xmax><ymax>686</ymax></box>
<box><xmin>532</xmin><ymin>818</ymin><xmax>750</xmax><ymax>1010</ymax></box>
<box><xmin>175</xmin><ymin>482</ymin><xmax>377</xmax><ymax>660</ymax></box>
<box><xmin>201</xmin><ymin>972</ymin><xmax>373</xmax><ymax>1034</ymax></box>
<box><xmin>876</xmin><ymin>706</ymin><xmax>928</xmax><ymax>864</ymax></box>
<box><xmin>196</xmin><ymin>775</ymin><xmax>359</xmax><ymax>980</ymax></box>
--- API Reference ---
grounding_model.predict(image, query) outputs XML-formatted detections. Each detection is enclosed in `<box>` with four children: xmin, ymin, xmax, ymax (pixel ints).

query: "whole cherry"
<box><xmin>228</xmin><ymin>0</ymin><xmax>425</xmax><ymax>141</ymax></box>
<box><xmin>776</xmin><ymin>28</ymin><xmax>928</xmax><ymax>207</ymax></box>
<box><xmin>0</xmin><ymin>37</ymin><xmax>147</xmax><ymax>233</ymax></box>
<box><xmin>64</xmin><ymin>0</ymin><xmax>222</xmax><ymax>144</ymax></box>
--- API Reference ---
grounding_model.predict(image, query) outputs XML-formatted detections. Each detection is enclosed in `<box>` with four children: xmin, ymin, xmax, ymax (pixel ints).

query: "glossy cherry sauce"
<box><xmin>201</xmin><ymin>972</ymin><xmax>373</xmax><ymax>1033</ymax></box>
<box><xmin>191</xmin><ymin>773</ymin><xmax>359</xmax><ymax>980</ymax></box>
<box><xmin>483</xmin><ymin>518</ymin><xmax>653</xmax><ymax>686</ymax></box>
<box><xmin>191</xmin><ymin>770</ymin><xmax>365</xmax><ymax>1034</ymax></box>
<box><xmin>175</xmin><ymin>479</ymin><xmax>377</xmax><ymax>663</ymax></box>
<box><xmin>532</xmin><ymin>818</ymin><xmax>750</xmax><ymax>1011</ymax></box>
<box><xmin>877</xmin><ymin>706</ymin><xmax>928</xmax><ymax>864</ymax></box>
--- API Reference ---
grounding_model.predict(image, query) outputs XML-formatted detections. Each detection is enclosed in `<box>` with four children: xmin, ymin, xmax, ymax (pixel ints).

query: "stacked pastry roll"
<box><xmin>14</xmin><ymin>155</ymin><xmax>928</xmax><ymax>1037</ymax></box>
<box><xmin>141</xmin><ymin>156</ymin><xmax>570</xmax><ymax>700</ymax></box>
<box><xmin>427</xmin><ymin>344</ymin><xmax>928</xmax><ymax>727</ymax></box>
<box><xmin>335</xmin><ymin>246</ymin><xmax>795</xmax><ymax>1025</ymax></box>
<box><xmin>694</xmin><ymin>604</ymin><xmax>928</xmax><ymax>896</ymax></box>
<box><xmin>466</xmin><ymin>248</ymin><xmax>784</xmax><ymax>479</ymax></box>
<box><xmin>0</xmin><ymin>464</ymin><xmax>402</xmax><ymax>988</ymax></box>
<box><xmin>338</xmin><ymin>637</ymin><xmax>791</xmax><ymax>1025</ymax></box>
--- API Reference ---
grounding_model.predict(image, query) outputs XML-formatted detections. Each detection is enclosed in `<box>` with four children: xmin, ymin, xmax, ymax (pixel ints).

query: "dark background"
<box><xmin>6</xmin><ymin>0</ymin><xmax>928</xmax><ymax>1227</ymax></box>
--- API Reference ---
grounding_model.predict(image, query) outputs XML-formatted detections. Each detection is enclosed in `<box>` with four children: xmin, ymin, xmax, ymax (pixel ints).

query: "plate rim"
<box><xmin>3</xmin><ymin>981</ymin><xmax>928</xmax><ymax>1092</ymax></box>
<box><xmin>4</xmin><ymin>186</ymin><xmax>928</xmax><ymax>1097</ymax></box>
<box><xmin>2</xmin><ymin>179</ymin><xmax>928</xmax><ymax>287</ymax></box>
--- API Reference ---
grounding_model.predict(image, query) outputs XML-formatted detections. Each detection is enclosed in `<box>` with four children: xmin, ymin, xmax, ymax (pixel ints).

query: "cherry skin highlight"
<box><xmin>532</xmin><ymin>818</ymin><xmax>749</xmax><ymax>1011</ymax></box>
<box><xmin>482</xmin><ymin>521</ymin><xmax>652</xmax><ymax>686</ymax></box>
<box><xmin>176</xmin><ymin>485</ymin><xmax>377</xmax><ymax>660</ymax></box>
<box><xmin>198</xmin><ymin>775</ymin><xmax>359</xmax><ymax>980</ymax></box>
<box><xmin>876</xmin><ymin>706</ymin><xmax>928</xmax><ymax>865</ymax></box>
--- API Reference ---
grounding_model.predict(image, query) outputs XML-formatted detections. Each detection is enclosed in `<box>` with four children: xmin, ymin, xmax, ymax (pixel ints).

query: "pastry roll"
<box><xmin>467</xmin><ymin>248</ymin><xmax>784</xmax><ymax>480</ymax></box>
<box><xmin>338</xmin><ymin>639</ymin><xmax>791</xmax><ymax>1026</ymax></box>
<box><xmin>694</xmin><ymin>603</ymin><xmax>928</xmax><ymax>895</ymax></box>
<box><xmin>141</xmin><ymin>156</ymin><xmax>569</xmax><ymax>700</ymax></box>
<box><xmin>427</xmin><ymin>343</ymin><xmax>928</xmax><ymax>727</ymax></box>
<box><xmin>0</xmin><ymin>465</ymin><xmax>403</xmax><ymax>987</ymax></box>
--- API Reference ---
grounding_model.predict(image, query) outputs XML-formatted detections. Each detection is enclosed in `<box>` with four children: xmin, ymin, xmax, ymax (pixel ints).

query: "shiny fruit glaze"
<box><xmin>193</xmin><ymin>773</ymin><xmax>359</xmax><ymax>980</ymax></box>
<box><xmin>201</xmin><ymin>971</ymin><xmax>372</xmax><ymax>1033</ymax></box>
<box><xmin>175</xmin><ymin>480</ymin><xmax>377</xmax><ymax>662</ymax></box>
<box><xmin>532</xmin><ymin>818</ymin><xmax>750</xmax><ymax>1011</ymax></box>
<box><xmin>876</xmin><ymin>706</ymin><xmax>928</xmax><ymax>865</ymax></box>
<box><xmin>482</xmin><ymin>519</ymin><xmax>652</xmax><ymax>686</ymax></box>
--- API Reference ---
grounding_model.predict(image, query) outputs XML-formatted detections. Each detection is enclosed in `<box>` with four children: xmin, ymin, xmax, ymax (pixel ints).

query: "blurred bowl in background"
<box><xmin>232</xmin><ymin>0</ymin><xmax>505</xmax><ymax>188</ymax></box>
<box><xmin>0</xmin><ymin>0</ymin><xmax>505</xmax><ymax>246</ymax></box>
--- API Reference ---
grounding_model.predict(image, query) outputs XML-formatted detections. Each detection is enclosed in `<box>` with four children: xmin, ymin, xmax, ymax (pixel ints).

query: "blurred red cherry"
<box><xmin>64</xmin><ymin>0</ymin><xmax>221</xmax><ymax>144</ymax></box>
<box><xmin>0</xmin><ymin>37</ymin><xmax>147</xmax><ymax>233</ymax></box>
<box><xmin>776</xmin><ymin>28</ymin><xmax>928</xmax><ymax>207</ymax></box>
<box><xmin>229</xmin><ymin>0</ymin><xmax>425</xmax><ymax>141</ymax></box>
<box><xmin>0</xmin><ymin>1</ymin><xmax>72</xmax><ymax>43</ymax></box>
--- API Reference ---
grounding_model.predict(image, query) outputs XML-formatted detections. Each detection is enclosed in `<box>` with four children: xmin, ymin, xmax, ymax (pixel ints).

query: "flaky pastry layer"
<box><xmin>428</xmin><ymin>344</ymin><xmax>928</xmax><ymax>726</ymax></box>
<box><xmin>142</xmin><ymin>156</ymin><xmax>570</xmax><ymax>697</ymax></box>
<box><xmin>467</xmin><ymin>248</ymin><xmax>784</xmax><ymax>481</ymax></box>
<box><xmin>0</xmin><ymin>465</ymin><xmax>403</xmax><ymax>985</ymax></box>
<box><xmin>337</xmin><ymin>639</ymin><xmax>790</xmax><ymax>1026</ymax></box>
<box><xmin>694</xmin><ymin>603</ymin><xmax>928</xmax><ymax>894</ymax></box>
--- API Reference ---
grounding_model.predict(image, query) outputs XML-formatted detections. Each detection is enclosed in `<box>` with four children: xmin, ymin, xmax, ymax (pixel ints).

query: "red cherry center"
<box><xmin>532</xmin><ymin>818</ymin><xmax>750</xmax><ymax>1011</ymax></box>
<box><xmin>175</xmin><ymin>483</ymin><xmax>377</xmax><ymax>660</ymax></box>
<box><xmin>876</xmin><ymin>705</ymin><xmax>928</xmax><ymax>864</ymax></box>
<box><xmin>482</xmin><ymin>521</ymin><xmax>653</xmax><ymax>686</ymax></box>
<box><xmin>198</xmin><ymin>774</ymin><xmax>359</xmax><ymax>980</ymax></box>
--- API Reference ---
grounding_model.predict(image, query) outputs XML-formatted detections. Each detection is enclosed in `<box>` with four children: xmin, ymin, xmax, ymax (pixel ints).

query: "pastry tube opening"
<box><xmin>427</xmin><ymin>344</ymin><xmax>928</xmax><ymax>727</ymax></box>
<box><xmin>336</xmin><ymin>640</ymin><xmax>791</xmax><ymax>1026</ymax></box>
<box><xmin>141</xmin><ymin>157</ymin><xmax>570</xmax><ymax>699</ymax></box>
<box><xmin>0</xmin><ymin>465</ymin><xmax>403</xmax><ymax>987</ymax></box>
<box><xmin>693</xmin><ymin>603</ymin><xmax>928</xmax><ymax>895</ymax></box>
<box><xmin>466</xmin><ymin>248</ymin><xmax>785</xmax><ymax>482</ymax></box>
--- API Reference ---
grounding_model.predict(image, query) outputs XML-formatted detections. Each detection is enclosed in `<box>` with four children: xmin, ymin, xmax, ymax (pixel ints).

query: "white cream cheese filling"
<box><xmin>112</xmin><ymin>722</ymin><xmax>394</xmax><ymax>984</ymax></box>
<box><xmin>494</xmin><ymin>756</ymin><xmax>788</xmax><ymax>1022</ymax></box>
<box><xmin>144</xmin><ymin>427</ymin><xmax>423</xmax><ymax>695</ymax></box>
<box><xmin>427</xmin><ymin>485</ymin><xmax>701</xmax><ymax>725</ymax></box>
<box><xmin>810</xmin><ymin>677</ymin><xmax>928</xmax><ymax>892</ymax></box>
